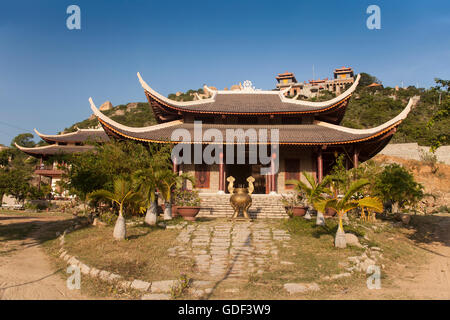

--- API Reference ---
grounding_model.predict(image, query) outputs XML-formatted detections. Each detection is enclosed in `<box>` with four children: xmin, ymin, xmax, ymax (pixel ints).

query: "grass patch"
<box><xmin>62</xmin><ymin>223</ymin><xmax>194</xmax><ymax>282</ymax></box>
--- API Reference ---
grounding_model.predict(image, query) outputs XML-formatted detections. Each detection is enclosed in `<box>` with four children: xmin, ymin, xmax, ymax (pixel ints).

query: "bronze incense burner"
<box><xmin>227</xmin><ymin>176</ymin><xmax>255</xmax><ymax>219</ymax></box>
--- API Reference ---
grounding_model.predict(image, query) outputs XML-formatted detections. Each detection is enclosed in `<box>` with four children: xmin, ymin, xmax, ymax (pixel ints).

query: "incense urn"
<box><xmin>227</xmin><ymin>176</ymin><xmax>255</xmax><ymax>219</ymax></box>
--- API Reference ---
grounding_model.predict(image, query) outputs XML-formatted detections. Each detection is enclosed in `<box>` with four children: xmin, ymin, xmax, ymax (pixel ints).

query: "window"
<box><xmin>195</xmin><ymin>164</ymin><xmax>210</xmax><ymax>188</ymax></box>
<box><xmin>284</xmin><ymin>159</ymin><xmax>300</xmax><ymax>189</ymax></box>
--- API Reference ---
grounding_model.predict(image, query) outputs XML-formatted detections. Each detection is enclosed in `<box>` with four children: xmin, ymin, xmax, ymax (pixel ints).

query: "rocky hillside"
<box><xmin>62</xmin><ymin>101</ymin><xmax>157</xmax><ymax>133</ymax></box>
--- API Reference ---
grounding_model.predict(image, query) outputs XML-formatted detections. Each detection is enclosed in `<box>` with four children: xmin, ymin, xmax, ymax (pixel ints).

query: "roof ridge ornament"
<box><xmin>241</xmin><ymin>80</ymin><xmax>260</xmax><ymax>92</ymax></box>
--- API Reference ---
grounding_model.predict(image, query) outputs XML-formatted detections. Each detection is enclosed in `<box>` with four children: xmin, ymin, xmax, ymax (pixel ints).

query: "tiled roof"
<box><xmin>138</xmin><ymin>73</ymin><xmax>360</xmax><ymax>117</ymax></box>
<box><xmin>98</xmin><ymin>121</ymin><xmax>395</xmax><ymax>145</ymax></box>
<box><xmin>15</xmin><ymin>144</ymin><xmax>95</xmax><ymax>156</ymax></box>
<box><xmin>35</xmin><ymin>128</ymin><xmax>109</xmax><ymax>144</ymax></box>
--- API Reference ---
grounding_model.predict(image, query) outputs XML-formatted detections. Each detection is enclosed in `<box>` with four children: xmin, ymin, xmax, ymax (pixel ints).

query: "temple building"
<box><xmin>87</xmin><ymin>72</ymin><xmax>414</xmax><ymax>218</ymax></box>
<box><xmin>276</xmin><ymin>67</ymin><xmax>355</xmax><ymax>98</ymax></box>
<box><xmin>16</xmin><ymin>128</ymin><xmax>109</xmax><ymax>198</ymax></box>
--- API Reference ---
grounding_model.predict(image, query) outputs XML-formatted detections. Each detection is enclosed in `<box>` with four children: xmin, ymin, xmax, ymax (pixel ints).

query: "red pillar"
<box><xmin>270</xmin><ymin>152</ymin><xmax>276</xmax><ymax>193</ymax></box>
<box><xmin>317</xmin><ymin>149</ymin><xmax>323</xmax><ymax>183</ymax></box>
<box><xmin>172</xmin><ymin>157</ymin><xmax>178</xmax><ymax>174</ymax></box>
<box><xmin>219</xmin><ymin>152</ymin><xmax>224</xmax><ymax>192</ymax></box>
<box><xmin>353</xmin><ymin>147</ymin><xmax>359</xmax><ymax>169</ymax></box>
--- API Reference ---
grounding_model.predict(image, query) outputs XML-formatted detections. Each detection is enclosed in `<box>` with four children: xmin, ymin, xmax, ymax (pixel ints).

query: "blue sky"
<box><xmin>0</xmin><ymin>0</ymin><xmax>449</xmax><ymax>145</ymax></box>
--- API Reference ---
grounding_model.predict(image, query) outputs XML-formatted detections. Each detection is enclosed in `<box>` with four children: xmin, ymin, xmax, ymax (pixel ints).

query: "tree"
<box><xmin>11</xmin><ymin>133</ymin><xmax>35</xmax><ymax>148</ymax></box>
<box><xmin>315</xmin><ymin>179</ymin><xmax>383</xmax><ymax>248</ymax></box>
<box><xmin>358</xmin><ymin>73</ymin><xmax>381</xmax><ymax>89</ymax></box>
<box><xmin>374</xmin><ymin>164</ymin><xmax>424</xmax><ymax>214</ymax></box>
<box><xmin>287</xmin><ymin>172</ymin><xmax>332</xmax><ymax>225</ymax></box>
<box><xmin>428</xmin><ymin>78</ymin><xmax>450</xmax><ymax>150</ymax></box>
<box><xmin>133</xmin><ymin>167</ymin><xmax>160</xmax><ymax>226</ymax></box>
<box><xmin>5</xmin><ymin>169</ymin><xmax>32</xmax><ymax>205</ymax></box>
<box><xmin>89</xmin><ymin>178</ymin><xmax>140</xmax><ymax>240</ymax></box>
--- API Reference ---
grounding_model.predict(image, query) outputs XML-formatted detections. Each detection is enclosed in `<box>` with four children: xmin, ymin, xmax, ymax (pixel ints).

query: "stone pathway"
<box><xmin>168</xmin><ymin>221</ymin><xmax>291</xmax><ymax>280</ymax></box>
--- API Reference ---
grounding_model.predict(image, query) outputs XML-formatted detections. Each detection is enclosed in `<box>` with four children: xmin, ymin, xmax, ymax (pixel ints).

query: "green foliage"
<box><xmin>357</xmin><ymin>73</ymin><xmax>381</xmax><ymax>88</ymax></box>
<box><xmin>4</xmin><ymin>169</ymin><xmax>32</xmax><ymax>204</ymax></box>
<box><xmin>63</xmin><ymin>102</ymin><xmax>157</xmax><ymax>133</ymax></box>
<box><xmin>374</xmin><ymin>164</ymin><xmax>424</xmax><ymax>211</ymax></box>
<box><xmin>157</xmin><ymin>170</ymin><xmax>195</xmax><ymax>203</ymax></box>
<box><xmin>343</xmin><ymin>75</ymin><xmax>449</xmax><ymax>147</ymax></box>
<box><xmin>315</xmin><ymin>178</ymin><xmax>383</xmax><ymax>231</ymax></box>
<box><xmin>89</xmin><ymin>177</ymin><xmax>141</xmax><ymax>217</ymax></box>
<box><xmin>61</xmin><ymin>140</ymin><xmax>171</xmax><ymax>201</ymax></box>
<box><xmin>307</xmin><ymin>90</ymin><xmax>336</xmax><ymax>102</ymax></box>
<box><xmin>168</xmin><ymin>88</ymin><xmax>206</xmax><ymax>102</ymax></box>
<box><xmin>24</xmin><ymin>201</ymin><xmax>49</xmax><ymax>211</ymax></box>
<box><xmin>286</xmin><ymin>172</ymin><xmax>332</xmax><ymax>208</ymax></box>
<box><xmin>99</xmin><ymin>211</ymin><xmax>118</xmax><ymax>226</ymax></box>
<box><xmin>11</xmin><ymin>133</ymin><xmax>35</xmax><ymax>148</ymax></box>
<box><xmin>173</xmin><ymin>189</ymin><xmax>201</xmax><ymax>207</ymax></box>
<box><xmin>0</xmin><ymin>134</ymin><xmax>41</xmax><ymax>204</ymax></box>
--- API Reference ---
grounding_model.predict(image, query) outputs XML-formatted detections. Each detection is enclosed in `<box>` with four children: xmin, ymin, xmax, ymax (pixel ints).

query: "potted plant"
<box><xmin>280</xmin><ymin>192</ymin><xmax>308</xmax><ymax>217</ymax></box>
<box><xmin>286</xmin><ymin>172</ymin><xmax>332</xmax><ymax>225</ymax></box>
<box><xmin>174</xmin><ymin>189</ymin><xmax>201</xmax><ymax>221</ymax></box>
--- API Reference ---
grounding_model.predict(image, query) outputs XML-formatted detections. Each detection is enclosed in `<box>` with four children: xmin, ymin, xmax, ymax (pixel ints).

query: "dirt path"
<box><xmin>385</xmin><ymin>216</ymin><xmax>450</xmax><ymax>299</ymax></box>
<box><xmin>0</xmin><ymin>215</ymin><xmax>89</xmax><ymax>300</ymax></box>
<box><xmin>345</xmin><ymin>214</ymin><xmax>450</xmax><ymax>299</ymax></box>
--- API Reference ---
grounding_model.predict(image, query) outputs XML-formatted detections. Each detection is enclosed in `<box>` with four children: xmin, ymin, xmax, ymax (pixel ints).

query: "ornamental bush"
<box><xmin>374</xmin><ymin>164</ymin><xmax>424</xmax><ymax>213</ymax></box>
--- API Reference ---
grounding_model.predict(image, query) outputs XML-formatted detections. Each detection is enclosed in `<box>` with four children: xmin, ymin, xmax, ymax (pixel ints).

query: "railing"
<box><xmin>35</xmin><ymin>165</ymin><xmax>56</xmax><ymax>171</ymax></box>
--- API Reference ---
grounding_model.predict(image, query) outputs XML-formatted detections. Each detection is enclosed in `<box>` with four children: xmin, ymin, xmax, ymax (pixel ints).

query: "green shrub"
<box><xmin>374</xmin><ymin>164</ymin><xmax>424</xmax><ymax>213</ymax></box>
<box><xmin>99</xmin><ymin>211</ymin><xmax>118</xmax><ymax>226</ymax></box>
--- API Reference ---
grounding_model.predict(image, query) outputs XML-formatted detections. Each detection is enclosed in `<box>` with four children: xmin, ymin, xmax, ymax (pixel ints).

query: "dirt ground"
<box><xmin>335</xmin><ymin>214</ymin><xmax>450</xmax><ymax>299</ymax></box>
<box><xmin>1</xmin><ymin>212</ymin><xmax>450</xmax><ymax>300</ymax></box>
<box><xmin>0</xmin><ymin>214</ymin><xmax>90</xmax><ymax>300</ymax></box>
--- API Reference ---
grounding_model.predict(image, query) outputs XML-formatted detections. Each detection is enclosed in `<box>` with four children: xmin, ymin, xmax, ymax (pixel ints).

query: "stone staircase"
<box><xmin>198</xmin><ymin>193</ymin><xmax>287</xmax><ymax>219</ymax></box>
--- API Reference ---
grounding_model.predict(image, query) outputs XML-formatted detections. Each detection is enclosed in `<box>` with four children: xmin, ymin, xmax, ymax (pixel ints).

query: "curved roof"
<box><xmin>15</xmin><ymin>143</ymin><xmax>95</xmax><ymax>157</ymax></box>
<box><xmin>34</xmin><ymin>128</ymin><xmax>109</xmax><ymax>144</ymax></box>
<box><xmin>137</xmin><ymin>73</ymin><xmax>360</xmax><ymax>122</ymax></box>
<box><xmin>90</xmin><ymin>96</ymin><xmax>415</xmax><ymax>146</ymax></box>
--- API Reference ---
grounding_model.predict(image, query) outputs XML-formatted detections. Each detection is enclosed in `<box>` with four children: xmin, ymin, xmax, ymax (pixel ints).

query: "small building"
<box><xmin>275</xmin><ymin>67</ymin><xmax>355</xmax><ymax>98</ymax></box>
<box><xmin>16</xmin><ymin>128</ymin><xmax>109</xmax><ymax>198</ymax></box>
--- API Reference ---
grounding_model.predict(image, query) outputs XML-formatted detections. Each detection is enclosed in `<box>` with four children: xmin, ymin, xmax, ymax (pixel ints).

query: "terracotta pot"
<box><xmin>324</xmin><ymin>207</ymin><xmax>337</xmax><ymax>217</ymax></box>
<box><xmin>292</xmin><ymin>206</ymin><xmax>307</xmax><ymax>217</ymax></box>
<box><xmin>177</xmin><ymin>206</ymin><xmax>201</xmax><ymax>221</ymax></box>
<box><xmin>161</xmin><ymin>204</ymin><xmax>179</xmax><ymax>217</ymax></box>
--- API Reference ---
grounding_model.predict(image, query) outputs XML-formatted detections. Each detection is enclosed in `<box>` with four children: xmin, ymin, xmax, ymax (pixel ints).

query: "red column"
<box><xmin>353</xmin><ymin>147</ymin><xmax>359</xmax><ymax>169</ymax></box>
<box><xmin>270</xmin><ymin>152</ymin><xmax>276</xmax><ymax>193</ymax></box>
<box><xmin>219</xmin><ymin>152</ymin><xmax>224</xmax><ymax>192</ymax></box>
<box><xmin>172</xmin><ymin>157</ymin><xmax>178</xmax><ymax>174</ymax></box>
<box><xmin>317</xmin><ymin>149</ymin><xmax>323</xmax><ymax>183</ymax></box>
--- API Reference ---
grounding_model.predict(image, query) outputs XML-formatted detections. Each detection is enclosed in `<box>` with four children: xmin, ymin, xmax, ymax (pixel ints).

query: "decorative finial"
<box><xmin>227</xmin><ymin>176</ymin><xmax>235</xmax><ymax>194</ymax></box>
<box><xmin>247</xmin><ymin>176</ymin><xmax>255</xmax><ymax>195</ymax></box>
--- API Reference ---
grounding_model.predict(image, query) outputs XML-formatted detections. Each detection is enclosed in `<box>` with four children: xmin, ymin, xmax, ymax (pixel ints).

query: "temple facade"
<box><xmin>87</xmin><ymin>72</ymin><xmax>414</xmax><ymax>218</ymax></box>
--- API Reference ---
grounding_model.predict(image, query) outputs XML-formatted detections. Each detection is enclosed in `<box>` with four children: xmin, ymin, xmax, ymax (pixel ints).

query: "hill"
<box><xmin>61</xmin><ymin>75</ymin><xmax>449</xmax><ymax>147</ymax></box>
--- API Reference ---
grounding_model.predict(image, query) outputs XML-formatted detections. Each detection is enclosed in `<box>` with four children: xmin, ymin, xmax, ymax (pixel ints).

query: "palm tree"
<box><xmin>287</xmin><ymin>172</ymin><xmax>332</xmax><ymax>225</ymax></box>
<box><xmin>89</xmin><ymin>178</ymin><xmax>139</xmax><ymax>240</ymax></box>
<box><xmin>156</xmin><ymin>170</ymin><xmax>195</xmax><ymax>220</ymax></box>
<box><xmin>315</xmin><ymin>179</ymin><xmax>383</xmax><ymax>248</ymax></box>
<box><xmin>133</xmin><ymin>168</ymin><xmax>160</xmax><ymax>226</ymax></box>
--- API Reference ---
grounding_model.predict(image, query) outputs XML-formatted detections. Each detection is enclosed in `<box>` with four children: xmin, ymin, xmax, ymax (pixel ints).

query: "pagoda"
<box><xmin>16</xmin><ymin>128</ymin><xmax>109</xmax><ymax>197</ymax></box>
<box><xmin>87</xmin><ymin>72</ymin><xmax>415</xmax><ymax>218</ymax></box>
